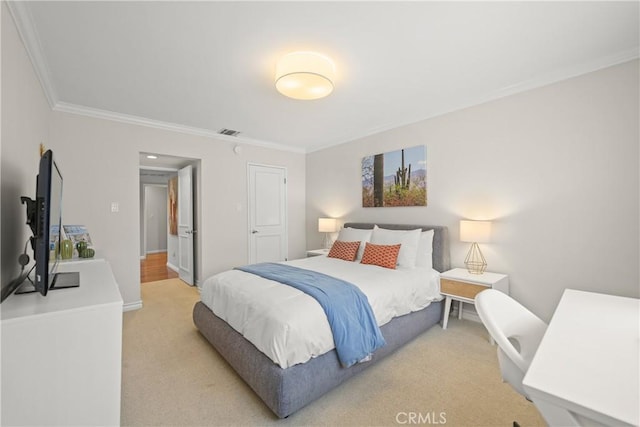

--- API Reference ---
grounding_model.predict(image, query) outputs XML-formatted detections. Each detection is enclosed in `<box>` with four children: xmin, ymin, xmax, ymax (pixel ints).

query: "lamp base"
<box><xmin>323</xmin><ymin>233</ymin><xmax>333</xmax><ymax>250</ymax></box>
<box><xmin>464</xmin><ymin>242</ymin><xmax>487</xmax><ymax>274</ymax></box>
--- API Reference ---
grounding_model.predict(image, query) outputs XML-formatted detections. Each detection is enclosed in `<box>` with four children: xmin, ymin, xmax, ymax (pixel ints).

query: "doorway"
<box><xmin>139</xmin><ymin>153</ymin><xmax>199</xmax><ymax>285</ymax></box>
<box><xmin>140</xmin><ymin>183</ymin><xmax>179</xmax><ymax>283</ymax></box>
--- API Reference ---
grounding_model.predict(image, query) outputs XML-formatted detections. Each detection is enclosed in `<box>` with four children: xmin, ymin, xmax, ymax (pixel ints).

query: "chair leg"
<box><xmin>513</xmin><ymin>422</ymin><xmax>520</xmax><ymax>427</ymax></box>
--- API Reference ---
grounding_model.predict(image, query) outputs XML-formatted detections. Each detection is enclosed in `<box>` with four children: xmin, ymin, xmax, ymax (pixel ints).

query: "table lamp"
<box><xmin>460</xmin><ymin>220</ymin><xmax>491</xmax><ymax>274</ymax></box>
<box><xmin>318</xmin><ymin>218</ymin><xmax>337</xmax><ymax>249</ymax></box>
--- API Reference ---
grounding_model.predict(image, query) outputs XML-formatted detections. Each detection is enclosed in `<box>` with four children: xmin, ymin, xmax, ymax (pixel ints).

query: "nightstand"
<box><xmin>439</xmin><ymin>268</ymin><xmax>509</xmax><ymax>329</ymax></box>
<box><xmin>306</xmin><ymin>248</ymin><xmax>329</xmax><ymax>257</ymax></box>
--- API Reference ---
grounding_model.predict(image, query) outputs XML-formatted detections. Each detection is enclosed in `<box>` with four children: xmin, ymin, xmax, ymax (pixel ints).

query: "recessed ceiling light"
<box><xmin>146</xmin><ymin>155</ymin><xmax>158</xmax><ymax>159</ymax></box>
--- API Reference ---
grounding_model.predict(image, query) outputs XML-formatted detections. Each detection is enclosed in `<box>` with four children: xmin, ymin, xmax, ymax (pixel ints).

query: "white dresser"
<box><xmin>1</xmin><ymin>259</ymin><xmax>123</xmax><ymax>426</ymax></box>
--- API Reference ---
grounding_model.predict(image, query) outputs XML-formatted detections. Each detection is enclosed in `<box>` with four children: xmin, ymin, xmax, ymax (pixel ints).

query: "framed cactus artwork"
<box><xmin>168</xmin><ymin>176</ymin><xmax>178</xmax><ymax>235</ymax></box>
<box><xmin>362</xmin><ymin>145</ymin><xmax>427</xmax><ymax>207</ymax></box>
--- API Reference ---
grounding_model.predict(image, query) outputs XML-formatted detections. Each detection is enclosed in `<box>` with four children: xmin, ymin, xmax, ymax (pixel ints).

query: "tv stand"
<box><xmin>1</xmin><ymin>259</ymin><xmax>123</xmax><ymax>426</ymax></box>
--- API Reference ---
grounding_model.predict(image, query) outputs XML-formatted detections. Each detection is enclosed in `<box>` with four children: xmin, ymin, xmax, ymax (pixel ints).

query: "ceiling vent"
<box><xmin>218</xmin><ymin>128</ymin><xmax>241</xmax><ymax>137</ymax></box>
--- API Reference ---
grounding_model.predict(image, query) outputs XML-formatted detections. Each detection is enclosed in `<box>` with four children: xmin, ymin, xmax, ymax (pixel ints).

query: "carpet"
<box><xmin>121</xmin><ymin>278</ymin><xmax>545</xmax><ymax>426</ymax></box>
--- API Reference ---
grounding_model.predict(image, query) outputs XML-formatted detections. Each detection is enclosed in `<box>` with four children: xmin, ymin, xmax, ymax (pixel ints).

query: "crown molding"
<box><xmin>488</xmin><ymin>47</ymin><xmax>639</xmax><ymax>103</ymax></box>
<box><xmin>7</xmin><ymin>1</ymin><xmax>58</xmax><ymax>108</ymax></box>
<box><xmin>53</xmin><ymin>102</ymin><xmax>306</xmax><ymax>154</ymax></box>
<box><xmin>308</xmin><ymin>49</ymin><xmax>639</xmax><ymax>153</ymax></box>
<box><xmin>9</xmin><ymin>0</ymin><xmax>637</xmax><ymax>155</ymax></box>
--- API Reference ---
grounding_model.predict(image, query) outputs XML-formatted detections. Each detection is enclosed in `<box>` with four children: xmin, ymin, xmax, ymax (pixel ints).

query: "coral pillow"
<box><xmin>370</xmin><ymin>225</ymin><xmax>421</xmax><ymax>268</ymax></box>
<box><xmin>327</xmin><ymin>240</ymin><xmax>361</xmax><ymax>262</ymax></box>
<box><xmin>336</xmin><ymin>227</ymin><xmax>372</xmax><ymax>260</ymax></box>
<box><xmin>360</xmin><ymin>243</ymin><xmax>401</xmax><ymax>270</ymax></box>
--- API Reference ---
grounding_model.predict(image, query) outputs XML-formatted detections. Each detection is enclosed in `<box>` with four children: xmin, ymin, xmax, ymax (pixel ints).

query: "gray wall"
<box><xmin>306</xmin><ymin>60</ymin><xmax>639</xmax><ymax>322</ymax></box>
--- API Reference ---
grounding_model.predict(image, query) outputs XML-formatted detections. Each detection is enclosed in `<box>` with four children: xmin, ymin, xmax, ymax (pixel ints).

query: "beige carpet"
<box><xmin>122</xmin><ymin>278</ymin><xmax>545</xmax><ymax>426</ymax></box>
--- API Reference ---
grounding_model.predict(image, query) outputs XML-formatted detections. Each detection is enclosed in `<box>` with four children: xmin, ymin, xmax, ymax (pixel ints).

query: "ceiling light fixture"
<box><xmin>275</xmin><ymin>51</ymin><xmax>335</xmax><ymax>100</ymax></box>
<box><xmin>146</xmin><ymin>155</ymin><xmax>158</xmax><ymax>159</ymax></box>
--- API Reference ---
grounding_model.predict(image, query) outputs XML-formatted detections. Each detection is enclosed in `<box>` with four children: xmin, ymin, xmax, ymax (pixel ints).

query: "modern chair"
<box><xmin>475</xmin><ymin>289</ymin><xmax>547</xmax><ymax>398</ymax></box>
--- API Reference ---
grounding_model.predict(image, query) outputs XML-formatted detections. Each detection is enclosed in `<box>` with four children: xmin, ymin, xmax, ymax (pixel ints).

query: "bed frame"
<box><xmin>193</xmin><ymin>223</ymin><xmax>450</xmax><ymax>418</ymax></box>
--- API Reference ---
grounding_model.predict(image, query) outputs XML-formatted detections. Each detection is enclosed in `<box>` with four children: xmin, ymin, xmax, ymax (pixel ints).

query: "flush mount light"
<box><xmin>146</xmin><ymin>155</ymin><xmax>158</xmax><ymax>159</ymax></box>
<box><xmin>275</xmin><ymin>51</ymin><xmax>335</xmax><ymax>100</ymax></box>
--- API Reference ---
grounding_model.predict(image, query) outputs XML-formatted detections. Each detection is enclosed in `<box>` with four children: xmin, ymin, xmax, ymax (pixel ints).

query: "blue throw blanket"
<box><xmin>235</xmin><ymin>262</ymin><xmax>386</xmax><ymax>368</ymax></box>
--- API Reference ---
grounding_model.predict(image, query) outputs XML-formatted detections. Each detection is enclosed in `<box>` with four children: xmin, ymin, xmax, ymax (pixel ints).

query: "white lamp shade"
<box><xmin>275</xmin><ymin>52</ymin><xmax>335</xmax><ymax>100</ymax></box>
<box><xmin>460</xmin><ymin>220</ymin><xmax>491</xmax><ymax>243</ymax></box>
<box><xmin>318</xmin><ymin>217</ymin><xmax>337</xmax><ymax>233</ymax></box>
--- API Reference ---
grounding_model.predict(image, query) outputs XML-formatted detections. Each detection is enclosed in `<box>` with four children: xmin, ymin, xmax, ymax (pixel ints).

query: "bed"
<box><xmin>192</xmin><ymin>222</ymin><xmax>450</xmax><ymax>418</ymax></box>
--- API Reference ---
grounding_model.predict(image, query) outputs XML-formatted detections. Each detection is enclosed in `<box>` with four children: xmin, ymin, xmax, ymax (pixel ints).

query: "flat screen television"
<box><xmin>32</xmin><ymin>149</ymin><xmax>63</xmax><ymax>295</ymax></box>
<box><xmin>1</xmin><ymin>149</ymin><xmax>78</xmax><ymax>303</ymax></box>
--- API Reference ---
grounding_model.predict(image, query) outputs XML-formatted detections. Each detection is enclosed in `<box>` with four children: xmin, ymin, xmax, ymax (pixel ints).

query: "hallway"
<box><xmin>140</xmin><ymin>252</ymin><xmax>178</xmax><ymax>283</ymax></box>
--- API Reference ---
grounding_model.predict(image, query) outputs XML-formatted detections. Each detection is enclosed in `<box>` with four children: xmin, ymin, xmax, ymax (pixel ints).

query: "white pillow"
<box><xmin>370</xmin><ymin>225</ymin><xmax>421</xmax><ymax>268</ymax></box>
<box><xmin>336</xmin><ymin>227</ymin><xmax>372</xmax><ymax>260</ymax></box>
<box><xmin>415</xmin><ymin>229</ymin><xmax>434</xmax><ymax>270</ymax></box>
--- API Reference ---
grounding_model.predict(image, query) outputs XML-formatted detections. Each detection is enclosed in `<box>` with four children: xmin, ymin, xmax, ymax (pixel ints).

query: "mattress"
<box><xmin>200</xmin><ymin>255</ymin><xmax>441</xmax><ymax>369</ymax></box>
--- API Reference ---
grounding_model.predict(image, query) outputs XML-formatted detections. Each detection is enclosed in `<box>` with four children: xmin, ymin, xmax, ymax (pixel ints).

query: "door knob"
<box><xmin>252</xmin><ymin>230</ymin><xmax>259</xmax><ymax>234</ymax></box>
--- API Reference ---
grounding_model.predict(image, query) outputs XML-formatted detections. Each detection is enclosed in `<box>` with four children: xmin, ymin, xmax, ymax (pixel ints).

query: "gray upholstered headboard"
<box><xmin>343</xmin><ymin>223</ymin><xmax>451</xmax><ymax>273</ymax></box>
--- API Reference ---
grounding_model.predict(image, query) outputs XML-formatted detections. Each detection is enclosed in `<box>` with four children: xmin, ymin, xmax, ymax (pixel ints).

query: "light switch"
<box><xmin>111</xmin><ymin>202</ymin><xmax>119</xmax><ymax>213</ymax></box>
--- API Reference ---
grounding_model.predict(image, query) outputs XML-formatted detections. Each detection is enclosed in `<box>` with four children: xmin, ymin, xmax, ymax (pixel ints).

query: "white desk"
<box><xmin>523</xmin><ymin>289</ymin><xmax>639</xmax><ymax>427</ymax></box>
<box><xmin>1</xmin><ymin>259</ymin><xmax>123</xmax><ymax>426</ymax></box>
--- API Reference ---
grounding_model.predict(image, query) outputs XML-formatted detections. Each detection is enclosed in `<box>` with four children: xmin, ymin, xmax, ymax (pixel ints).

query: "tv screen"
<box><xmin>33</xmin><ymin>149</ymin><xmax>63</xmax><ymax>295</ymax></box>
<box><xmin>0</xmin><ymin>149</ymin><xmax>78</xmax><ymax>303</ymax></box>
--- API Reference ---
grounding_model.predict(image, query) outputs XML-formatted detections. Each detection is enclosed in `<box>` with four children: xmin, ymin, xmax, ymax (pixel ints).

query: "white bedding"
<box><xmin>200</xmin><ymin>255</ymin><xmax>442</xmax><ymax>369</ymax></box>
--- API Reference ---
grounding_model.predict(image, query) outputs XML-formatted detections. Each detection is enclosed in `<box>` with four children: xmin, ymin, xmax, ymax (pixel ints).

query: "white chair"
<box><xmin>475</xmin><ymin>289</ymin><xmax>547</xmax><ymax>398</ymax></box>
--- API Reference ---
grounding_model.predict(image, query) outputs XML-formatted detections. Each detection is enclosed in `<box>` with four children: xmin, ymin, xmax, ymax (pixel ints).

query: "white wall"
<box><xmin>47</xmin><ymin>111</ymin><xmax>306</xmax><ymax>308</ymax></box>
<box><xmin>306</xmin><ymin>60</ymin><xmax>639</xmax><ymax>321</ymax></box>
<box><xmin>1</xmin><ymin>3</ymin><xmax>51</xmax><ymax>291</ymax></box>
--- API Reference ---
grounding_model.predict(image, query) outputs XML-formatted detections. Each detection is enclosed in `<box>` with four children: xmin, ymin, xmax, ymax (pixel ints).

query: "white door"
<box><xmin>248</xmin><ymin>164</ymin><xmax>287</xmax><ymax>264</ymax></box>
<box><xmin>178</xmin><ymin>165</ymin><xmax>194</xmax><ymax>285</ymax></box>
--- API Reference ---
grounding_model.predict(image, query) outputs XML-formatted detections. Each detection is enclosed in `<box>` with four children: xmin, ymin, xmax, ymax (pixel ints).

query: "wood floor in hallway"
<box><xmin>140</xmin><ymin>252</ymin><xmax>179</xmax><ymax>283</ymax></box>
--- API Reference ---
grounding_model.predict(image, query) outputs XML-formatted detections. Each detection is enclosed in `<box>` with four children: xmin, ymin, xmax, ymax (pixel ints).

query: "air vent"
<box><xmin>218</xmin><ymin>128</ymin><xmax>241</xmax><ymax>137</ymax></box>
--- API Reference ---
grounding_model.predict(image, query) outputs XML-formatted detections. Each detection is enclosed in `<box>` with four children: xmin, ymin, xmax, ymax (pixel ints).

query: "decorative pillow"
<box><xmin>336</xmin><ymin>227</ymin><xmax>373</xmax><ymax>260</ymax></box>
<box><xmin>360</xmin><ymin>243</ymin><xmax>401</xmax><ymax>270</ymax></box>
<box><xmin>415</xmin><ymin>229</ymin><xmax>435</xmax><ymax>270</ymax></box>
<box><xmin>327</xmin><ymin>240</ymin><xmax>360</xmax><ymax>262</ymax></box>
<box><xmin>370</xmin><ymin>225</ymin><xmax>421</xmax><ymax>268</ymax></box>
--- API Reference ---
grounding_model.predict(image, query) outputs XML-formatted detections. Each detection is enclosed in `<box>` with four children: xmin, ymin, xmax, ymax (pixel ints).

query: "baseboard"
<box><xmin>166</xmin><ymin>262</ymin><xmax>178</xmax><ymax>273</ymax></box>
<box><xmin>146</xmin><ymin>250</ymin><xmax>167</xmax><ymax>255</ymax></box>
<box><xmin>123</xmin><ymin>300</ymin><xmax>143</xmax><ymax>312</ymax></box>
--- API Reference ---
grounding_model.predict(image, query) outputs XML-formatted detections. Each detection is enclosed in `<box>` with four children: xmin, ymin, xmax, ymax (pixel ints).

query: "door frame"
<box><xmin>247</xmin><ymin>162</ymin><xmax>288</xmax><ymax>264</ymax></box>
<box><xmin>138</xmin><ymin>158</ymin><xmax>201</xmax><ymax>287</ymax></box>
